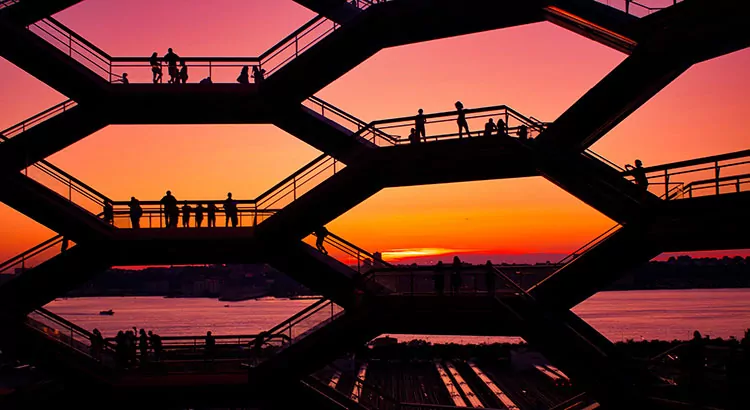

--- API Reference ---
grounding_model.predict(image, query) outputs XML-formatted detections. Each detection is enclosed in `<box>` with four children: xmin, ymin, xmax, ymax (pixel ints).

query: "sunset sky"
<box><xmin>1</xmin><ymin>0</ymin><xmax>748</xmax><ymax>264</ymax></box>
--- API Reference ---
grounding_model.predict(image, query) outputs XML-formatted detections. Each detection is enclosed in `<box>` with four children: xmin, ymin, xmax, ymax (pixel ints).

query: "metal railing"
<box><xmin>0</xmin><ymin>235</ymin><xmax>68</xmax><ymax>275</ymax></box>
<box><xmin>596</xmin><ymin>0</ymin><xmax>681</xmax><ymax>17</ymax></box>
<box><xmin>312</xmin><ymin>231</ymin><xmax>393</xmax><ymax>274</ymax></box>
<box><xmin>24</xmin><ymin>0</ymin><xmax>386</xmax><ymax>84</ymax></box>
<box><xmin>255</xmin><ymin>153</ymin><xmax>345</xmax><ymax>213</ymax></box>
<box><xmin>26</xmin><ymin>307</ymin><xmax>116</xmax><ymax>362</ymax></box>
<box><xmin>622</xmin><ymin>149</ymin><xmax>750</xmax><ymax>200</ymax></box>
<box><xmin>108</xmin><ymin>200</ymin><xmax>274</xmax><ymax>229</ymax></box>
<box><xmin>0</xmin><ymin>99</ymin><xmax>77</xmax><ymax>141</ymax></box>
<box><xmin>362</xmin><ymin>264</ymin><xmax>527</xmax><ymax>296</ymax></box>
<box><xmin>357</xmin><ymin>104</ymin><xmax>547</xmax><ymax>147</ymax></box>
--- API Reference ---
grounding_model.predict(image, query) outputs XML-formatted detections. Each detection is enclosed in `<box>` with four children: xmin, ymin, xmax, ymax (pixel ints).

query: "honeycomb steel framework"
<box><xmin>1</xmin><ymin>0</ymin><xmax>749</xmax><ymax>408</ymax></box>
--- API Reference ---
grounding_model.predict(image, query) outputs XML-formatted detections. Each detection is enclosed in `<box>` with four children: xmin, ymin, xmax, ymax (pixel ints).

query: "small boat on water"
<box><xmin>99</xmin><ymin>309</ymin><xmax>114</xmax><ymax>316</ymax></box>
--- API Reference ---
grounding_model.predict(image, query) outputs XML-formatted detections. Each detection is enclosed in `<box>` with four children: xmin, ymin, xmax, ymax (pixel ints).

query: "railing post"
<box><xmin>664</xmin><ymin>169</ymin><xmax>670</xmax><ymax>200</ymax></box>
<box><xmin>209</xmin><ymin>61</ymin><xmax>212</xmax><ymax>78</ymax></box>
<box><xmin>737</xmin><ymin>178</ymin><xmax>741</xmax><ymax>193</ymax></box>
<box><xmin>295</xmin><ymin>35</ymin><xmax>299</xmax><ymax>57</ymax></box>
<box><xmin>293</xmin><ymin>178</ymin><xmax>297</xmax><ymax>201</ymax></box>
<box><xmin>715</xmin><ymin>161</ymin><xmax>720</xmax><ymax>195</ymax></box>
<box><xmin>68</xmin><ymin>178</ymin><xmax>72</xmax><ymax>201</ymax></box>
<box><xmin>333</xmin><ymin>159</ymin><xmax>337</xmax><ymax>174</ymax></box>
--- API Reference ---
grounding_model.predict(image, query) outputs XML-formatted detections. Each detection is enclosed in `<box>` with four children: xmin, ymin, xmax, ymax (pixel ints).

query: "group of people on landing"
<box><xmin>101</xmin><ymin>191</ymin><xmax>242</xmax><ymax>228</ymax></box>
<box><xmin>114</xmin><ymin>48</ymin><xmax>266</xmax><ymax>85</ymax></box>
<box><xmin>89</xmin><ymin>326</ymin><xmax>163</xmax><ymax>369</ymax></box>
<box><xmin>408</xmin><ymin>101</ymin><xmax>529</xmax><ymax>144</ymax></box>
<box><xmin>159</xmin><ymin>191</ymin><xmax>240</xmax><ymax>228</ymax></box>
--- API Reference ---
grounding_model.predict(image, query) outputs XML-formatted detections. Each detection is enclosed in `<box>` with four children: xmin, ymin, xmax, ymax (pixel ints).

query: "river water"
<box><xmin>44</xmin><ymin>289</ymin><xmax>750</xmax><ymax>344</ymax></box>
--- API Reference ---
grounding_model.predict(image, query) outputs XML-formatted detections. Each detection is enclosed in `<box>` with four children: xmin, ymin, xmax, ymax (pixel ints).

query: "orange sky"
<box><xmin>0</xmin><ymin>1</ymin><xmax>748</xmax><ymax>263</ymax></box>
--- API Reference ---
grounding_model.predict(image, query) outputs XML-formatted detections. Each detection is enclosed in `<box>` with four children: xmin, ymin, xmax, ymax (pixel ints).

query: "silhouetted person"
<box><xmin>195</xmin><ymin>203</ymin><xmax>205</xmax><ymax>227</ymax></box>
<box><xmin>160</xmin><ymin>190</ymin><xmax>178</xmax><ymax>228</ymax></box>
<box><xmin>164</xmin><ymin>48</ymin><xmax>180</xmax><ymax>83</ymax></box>
<box><xmin>90</xmin><ymin>328</ymin><xmax>104</xmax><ymax>361</ymax></box>
<box><xmin>237</xmin><ymin>66</ymin><xmax>250</xmax><ymax>84</ymax></box>
<box><xmin>455</xmin><ymin>101</ymin><xmax>471</xmax><ymax>138</ymax></box>
<box><xmin>117</xmin><ymin>73</ymin><xmax>129</xmax><ymax>84</ymax></box>
<box><xmin>60</xmin><ymin>237</ymin><xmax>69</xmax><ymax>252</ymax></box>
<box><xmin>103</xmin><ymin>200</ymin><xmax>114</xmax><ymax>225</ymax></box>
<box><xmin>115</xmin><ymin>330</ymin><xmax>127</xmax><ymax>368</ymax></box>
<box><xmin>518</xmin><ymin>124</ymin><xmax>528</xmax><ymax>141</ymax></box>
<box><xmin>408</xmin><ymin>127</ymin><xmax>420</xmax><ymax>144</ymax></box>
<box><xmin>181</xmin><ymin>202</ymin><xmax>192</xmax><ymax>227</ymax></box>
<box><xmin>126</xmin><ymin>330</ymin><xmax>137</xmax><ymax>367</ymax></box>
<box><xmin>129</xmin><ymin>197</ymin><xmax>142</xmax><ymax>228</ymax></box>
<box><xmin>433</xmin><ymin>261</ymin><xmax>445</xmax><ymax>295</ymax></box>
<box><xmin>451</xmin><ymin>256</ymin><xmax>462</xmax><ymax>295</ymax></box>
<box><xmin>207</xmin><ymin>203</ymin><xmax>217</xmax><ymax>227</ymax></box>
<box><xmin>315</xmin><ymin>226</ymin><xmax>330</xmax><ymax>254</ymax></box>
<box><xmin>223</xmin><ymin>193</ymin><xmax>238</xmax><ymax>227</ymax></box>
<box><xmin>150</xmin><ymin>52</ymin><xmax>163</xmax><ymax>83</ymax></box>
<box><xmin>415</xmin><ymin>108</ymin><xmax>427</xmax><ymax>141</ymax></box>
<box><xmin>684</xmin><ymin>330</ymin><xmax>706</xmax><ymax>404</ymax></box>
<box><xmin>178</xmin><ymin>60</ymin><xmax>188</xmax><ymax>84</ymax></box>
<box><xmin>625</xmin><ymin>159</ymin><xmax>649</xmax><ymax>190</ymax></box>
<box><xmin>205</xmin><ymin>331</ymin><xmax>216</xmax><ymax>361</ymax></box>
<box><xmin>253</xmin><ymin>331</ymin><xmax>268</xmax><ymax>364</ymax></box>
<box><xmin>485</xmin><ymin>260</ymin><xmax>495</xmax><ymax>293</ymax></box>
<box><xmin>199</xmin><ymin>76</ymin><xmax>213</xmax><ymax>84</ymax></box>
<box><xmin>497</xmin><ymin>118</ymin><xmax>507</xmax><ymax>136</ymax></box>
<box><xmin>148</xmin><ymin>330</ymin><xmax>162</xmax><ymax>361</ymax></box>
<box><xmin>252</xmin><ymin>65</ymin><xmax>266</xmax><ymax>83</ymax></box>
<box><xmin>138</xmin><ymin>329</ymin><xmax>149</xmax><ymax>363</ymax></box>
<box><xmin>483</xmin><ymin>118</ymin><xmax>497</xmax><ymax>137</ymax></box>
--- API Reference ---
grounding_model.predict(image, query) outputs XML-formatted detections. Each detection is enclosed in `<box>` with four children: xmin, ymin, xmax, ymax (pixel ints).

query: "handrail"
<box><xmin>0</xmin><ymin>99</ymin><xmax>77</xmax><ymax>140</ymax></box>
<box><xmin>0</xmin><ymin>235</ymin><xmax>63</xmax><ymax>274</ymax></box>
<box><xmin>624</xmin><ymin>150</ymin><xmax>750</xmax><ymax>176</ymax></box>
<box><xmin>585</xmin><ymin>149</ymin><xmax>626</xmax><ymax>172</ymax></box>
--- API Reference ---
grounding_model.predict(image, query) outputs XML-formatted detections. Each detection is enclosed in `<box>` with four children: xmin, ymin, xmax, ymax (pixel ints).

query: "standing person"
<box><xmin>164</xmin><ymin>48</ymin><xmax>180</xmax><ymax>83</ymax></box>
<box><xmin>181</xmin><ymin>202</ymin><xmax>192</xmax><ymax>228</ymax></box>
<box><xmin>455</xmin><ymin>101</ymin><xmax>471</xmax><ymax>138</ymax></box>
<box><xmin>128</xmin><ymin>197</ymin><xmax>142</xmax><ymax>228</ymax></box>
<box><xmin>205</xmin><ymin>331</ymin><xmax>216</xmax><ymax>361</ymax></box>
<box><xmin>195</xmin><ymin>203</ymin><xmax>205</xmax><ymax>227</ymax></box>
<box><xmin>60</xmin><ymin>237</ymin><xmax>69</xmax><ymax>252</ymax></box>
<box><xmin>484</xmin><ymin>260</ymin><xmax>496</xmax><ymax>294</ymax></box>
<box><xmin>115</xmin><ymin>330</ymin><xmax>127</xmax><ymax>369</ymax></box>
<box><xmin>315</xmin><ymin>226</ymin><xmax>330</xmax><ymax>255</ymax></box>
<box><xmin>496</xmin><ymin>118</ymin><xmax>507</xmax><ymax>136</ymax></box>
<box><xmin>178</xmin><ymin>60</ymin><xmax>188</xmax><ymax>84</ymax></box>
<box><xmin>451</xmin><ymin>256</ymin><xmax>463</xmax><ymax>295</ymax></box>
<box><xmin>90</xmin><ymin>328</ymin><xmax>104</xmax><ymax>361</ymax></box>
<box><xmin>223</xmin><ymin>193</ymin><xmax>238</xmax><ymax>227</ymax></box>
<box><xmin>149</xmin><ymin>52</ymin><xmax>163</xmax><ymax>83</ymax></box>
<box><xmin>625</xmin><ymin>159</ymin><xmax>649</xmax><ymax>190</ymax></box>
<box><xmin>138</xmin><ymin>329</ymin><xmax>149</xmax><ymax>364</ymax></box>
<box><xmin>252</xmin><ymin>65</ymin><xmax>266</xmax><ymax>83</ymax></box>
<box><xmin>148</xmin><ymin>331</ymin><xmax>163</xmax><ymax>362</ymax></box>
<box><xmin>207</xmin><ymin>203</ymin><xmax>217</xmax><ymax>227</ymax></box>
<box><xmin>103</xmin><ymin>200</ymin><xmax>114</xmax><ymax>225</ymax></box>
<box><xmin>160</xmin><ymin>190</ymin><xmax>178</xmax><ymax>228</ymax></box>
<box><xmin>237</xmin><ymin>66</ymin><xmax>250</xmax><ymax>84</ymax></box>
<box><xmin>415</xmin><ymin>108</ymin><xmax>427</xmax><ymax>141</ymax></box>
